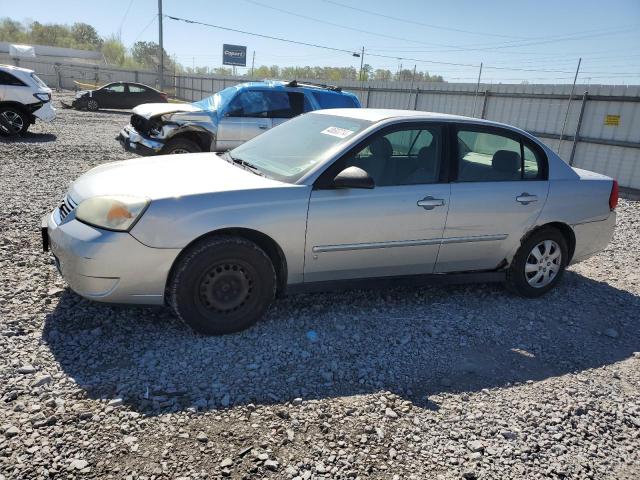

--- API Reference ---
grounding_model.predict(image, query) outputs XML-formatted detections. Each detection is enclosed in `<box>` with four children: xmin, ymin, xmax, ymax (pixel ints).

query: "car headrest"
<box><xmin>417</xmin><ymin>144</ymin><xmax>436</xmax><ymax>162</ymax></box>
<box><xmin>492</xmin><ymin>150</ymin><xmax>520</xmax><ymax>173</ymax></box>
<box><xmin>369</xmin><ymin>136</ymin><xmax>393</xmax><ymax>159</ymax></box>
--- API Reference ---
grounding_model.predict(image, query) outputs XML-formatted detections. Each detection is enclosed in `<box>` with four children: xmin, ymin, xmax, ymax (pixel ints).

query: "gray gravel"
<box><xmin>1</xmin><ymin>91</ymin><xmax>639</xmax><ymax>479</ymax></box>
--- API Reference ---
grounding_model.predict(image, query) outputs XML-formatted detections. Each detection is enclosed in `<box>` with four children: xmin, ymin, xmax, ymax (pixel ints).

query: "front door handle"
<box><xmin>258</xmin><ymin>124</ymin><xmax>269</xmax><ymax>130</ymax></box>
<box><xmin>417</xmin><ymin>196</ymin><xmax>445</xmax><ymax>210</ymax></box>
<box><xmin>516</xmin><ymin>193</ymin><xmax>538</xmax><ymax>205</ymax></box>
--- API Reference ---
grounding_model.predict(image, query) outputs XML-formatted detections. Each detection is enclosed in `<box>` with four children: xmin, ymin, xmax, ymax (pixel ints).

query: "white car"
<box><xmin>0</xmin><ymin>64</ymin><xmax>56</xmax><ymax>136</ymax></box>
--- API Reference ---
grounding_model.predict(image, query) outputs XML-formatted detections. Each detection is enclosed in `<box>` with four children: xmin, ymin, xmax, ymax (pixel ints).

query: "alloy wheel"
<box><xmin>0</xmin><ymin>111</ymin><xmax>24</xmax><ymax>133</ymax></box>
<box><xmin>525</xmin><ymin>240</ymin><xmax>562</xmax><ymax>288</ymax></box>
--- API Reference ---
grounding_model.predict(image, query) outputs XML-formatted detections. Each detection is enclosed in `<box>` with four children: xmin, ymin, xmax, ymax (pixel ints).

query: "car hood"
<box><xmin>68</xmin><ymin>153</ymin><xmax>286</xmax><ymax>203</ymax></box>
<box><xmin>132</xmin><ymin>102</ymin><xmax>203</xmax><ymax>119</ymax></box>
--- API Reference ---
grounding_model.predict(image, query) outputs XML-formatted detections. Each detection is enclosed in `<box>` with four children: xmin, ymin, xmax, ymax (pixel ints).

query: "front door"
<box><xmin>216</xmin><ymin>90</ymin><xmax>272</xmax><ymax>150</ymax></box>
<box><xmin>435</xmin><ymin>126</ymin><xmax>549</xmax><ymax>273</ymax></box>
<box><xmin>304</xmin><ymin>123</ymin><xmax>450</xmax><ymax>282</ymax></box>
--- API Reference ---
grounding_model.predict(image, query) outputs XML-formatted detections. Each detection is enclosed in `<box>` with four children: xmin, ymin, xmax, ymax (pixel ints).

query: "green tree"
<box><xmin>101</xmin><ymin>35</ymin><xmax>126</xmax><ymax>65</ymax></box>
<box><xmin>0</xmin><ymin>18</ymin><xmax>27</xmax><ymax>43</ymax></box>
<box><xmin>71</xmin><ymin>22</ymin><xmax>102</xmax><ymax>49</ymax></box>
<box><xmin>131</xmin><ymin>41</ymin><xmax>175</xmax><ymax>72</ymax></box>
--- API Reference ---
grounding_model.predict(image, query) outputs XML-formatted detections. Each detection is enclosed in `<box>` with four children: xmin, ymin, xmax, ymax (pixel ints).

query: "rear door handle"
<box><xmin>516</xmin><ymin>193</ymin><xmax>538</xmax><ymax>205</ymax></box>
<box><xmin>417</xmin><ymin>196</ymin><xmax>445</xmax><ymax>210</ymax></box>
<box><xmin>258</xmin><ymin>124</ymin><xmax>269</xmax><ymax>130</ymax></box>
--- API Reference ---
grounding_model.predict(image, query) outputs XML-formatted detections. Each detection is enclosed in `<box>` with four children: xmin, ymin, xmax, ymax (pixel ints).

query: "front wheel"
<box><xmin>162</xmin><ymin>138</ymin><xmax>202</xmax><ymax>155</ymax></box>
<box><xmin>0</xmin><ymin>106</ymin><xmax>29</xmax><ymax>136</ymax></box>
<box><xmin>506</xmin><ymin>228</ymin><xmax>568</xmax><ymax>297</ymax></box>
<box><xmin>86</xmin><ymin>99</ymin><xmax>99</xmax><ymax>111</ymax></box>
<box><xmin>168</xmin><ymin>236</ymin><xmax>276</xmax><ymax>335</ymax></box>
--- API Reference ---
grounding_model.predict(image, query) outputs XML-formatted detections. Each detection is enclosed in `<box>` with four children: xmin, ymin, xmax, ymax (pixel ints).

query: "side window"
<box><xmin>264</xmin><ymin>91</ymin><xmax>305</xmax><ymax>118</ymax></box>
<box><xmin>128</xmin><ymin>85</ymin><xmax>147</xmax><ymax>93</ymax></box>
<box><xmin>346</xmin><ymin>126</ymin><xmax>441</xmax><ymax>186</ymax></box>
<box><xmin>0</xmin><ymin>71</ymin><xmax>26</xmax><ymax>86</ymax></box>
<box><xmin>226</xmin><ymin>90</ymin><xmax>269</xmax><ymax>117</ymax></box>
<box><xmin>457</xmin><ymin>130</ymin><xmax>522</xmax><ymax>182</ymax></box>
<box><xmin>104</xmin><ymin>84</ymin><xmax>125</xmax><ymax>93</ymax></box>
<box><xmin>523</xmin><ymin>144</ymin><xmax>542</xmax><ymax>179</ymax></box>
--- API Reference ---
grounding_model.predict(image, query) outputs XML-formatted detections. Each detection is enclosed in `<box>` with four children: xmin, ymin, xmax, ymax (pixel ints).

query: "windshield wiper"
<box><xmin>225</xmin><ymin>152</ymin><xmax>265</xmax><ymax>177</ymax></box>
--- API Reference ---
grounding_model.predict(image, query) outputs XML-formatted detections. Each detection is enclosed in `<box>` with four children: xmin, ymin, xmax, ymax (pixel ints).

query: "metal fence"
<box><xmin>3</xmin><ymin>54</ymin><xmax>639</xmax><ymax>190</ymax></box>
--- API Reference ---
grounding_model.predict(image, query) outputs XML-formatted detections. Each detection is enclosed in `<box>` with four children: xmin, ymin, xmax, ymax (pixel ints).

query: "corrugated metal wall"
<box><xmin>2</xmin><ymin>55</ymin><xmax>639</xmax><ymax>190</ymax></box>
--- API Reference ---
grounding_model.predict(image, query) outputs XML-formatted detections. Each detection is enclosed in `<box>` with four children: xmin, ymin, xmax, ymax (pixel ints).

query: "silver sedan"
<box><xmin>43</xmin><ymin>109</ymin><xmax>618</xmax><ymax>334</ymax></box>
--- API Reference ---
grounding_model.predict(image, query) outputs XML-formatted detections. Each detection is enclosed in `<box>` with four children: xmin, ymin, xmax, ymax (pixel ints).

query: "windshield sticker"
<box><xmin>321</xmin><ymin>126</ymin><xmax>355</xmax><ymax>139</ymax></box>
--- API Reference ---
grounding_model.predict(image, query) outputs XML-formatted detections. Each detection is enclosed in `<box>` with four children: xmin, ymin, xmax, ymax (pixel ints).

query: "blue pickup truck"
<box><xmin>118</xmin><ymin>80</ymin><xmax>361</xmax><ymax>155</ymax></box>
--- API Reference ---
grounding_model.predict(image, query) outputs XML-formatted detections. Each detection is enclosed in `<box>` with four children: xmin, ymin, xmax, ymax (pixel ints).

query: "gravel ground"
<box><xmin>1</xmin><ymin>92</ymin><xmax>639</xmax><ymax>480</ymax></box>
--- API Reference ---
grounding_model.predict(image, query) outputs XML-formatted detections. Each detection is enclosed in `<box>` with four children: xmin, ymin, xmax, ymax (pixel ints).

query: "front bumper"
<box><xmin>117</xmin><ymin>125</ymin><xmax>164</xmax><ymax>156</ymax></box>
<box><xmin>33</xmin><ymin>102</ymin><xmax>56</xmax><ymax>122</ymax></box>
<box><xmin>43</xmin><ymin>210</ymin><xmax>180</xmax><ymax>305</ymax></box>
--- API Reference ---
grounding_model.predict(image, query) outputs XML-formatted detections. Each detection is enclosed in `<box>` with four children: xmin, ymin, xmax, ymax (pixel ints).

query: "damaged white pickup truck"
<box><xmin>117</xmin><ymin>80</ymin><xmax>361</xmax><ymax>155</ymax></box>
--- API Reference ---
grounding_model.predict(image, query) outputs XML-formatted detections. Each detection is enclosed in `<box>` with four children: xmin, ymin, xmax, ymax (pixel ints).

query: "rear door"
<box><xmin>269</xmin><ymin>91</ymin><xmax>307</xmax><ymax>128</ymax></box>
<box><xmin>435</xmin><ymin>124</ymin><xmax>549</xmax><ymax>273</ymax></box>
<box><xmin>304</xmin><ymin>122</ymin><xmax>450</xmax><ymax>282</ymax></box>
<box><xmin>127</xmin><ymin>84</ymin><xmax>155</xmax><ymax>108</ymax></box>
<box><xmin>216</xmin><ymin>90</ymin><xmax>272</xmax><ymax>150</ymax></box>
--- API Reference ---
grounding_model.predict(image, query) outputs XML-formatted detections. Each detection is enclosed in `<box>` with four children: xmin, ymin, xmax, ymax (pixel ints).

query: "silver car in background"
<box><xmin>44</xmin><ymin>109</ymin><xmax>618</xmax><ymax>335</ymax></box>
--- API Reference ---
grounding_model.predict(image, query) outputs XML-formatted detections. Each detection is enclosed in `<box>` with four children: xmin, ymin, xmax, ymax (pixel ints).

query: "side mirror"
<box><xmin>333</xmin><ymin>166</ymin><xmax>375</xmax><ymax>189</ymax></box>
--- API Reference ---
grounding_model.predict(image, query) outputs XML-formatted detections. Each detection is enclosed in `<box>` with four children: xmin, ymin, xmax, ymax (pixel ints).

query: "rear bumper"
<box><xmin>570</xmin><ymin>212</ymin><xmax>616</xmax><ymax>264</ymax></box>
<box><xmin>117</xmin><ymin>125</ymin><xmax>164</xmax><ymax>156</ymax></box>
<box><xmin>43</xmin><ymin>210</ymin><xmax>180</xmax><ymax>305</ymax></box>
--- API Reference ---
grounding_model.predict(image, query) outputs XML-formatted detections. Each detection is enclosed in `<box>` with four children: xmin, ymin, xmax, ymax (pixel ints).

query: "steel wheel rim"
<box><xmin>525</xmin><ymin>239</ymin><xmax>562</xmax><ymax>288</ymax></box>
<box><xmin>197</xmin><ymin>262</ymin><xmax>253</xmax><ymax>313</ymax></box>
<box><xmin>1</xmin><ymin>111</ymin><xmax>23</xmax><ymax>132</ymax></box>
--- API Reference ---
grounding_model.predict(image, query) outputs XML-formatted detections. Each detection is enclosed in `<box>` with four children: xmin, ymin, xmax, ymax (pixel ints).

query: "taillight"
<box><xmin>609</xmin><ymin>180</ymin><xmax>619</xmax><ymax>210</ymax></box>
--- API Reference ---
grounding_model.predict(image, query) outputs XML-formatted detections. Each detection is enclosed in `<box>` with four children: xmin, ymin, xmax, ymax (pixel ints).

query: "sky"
<box><xmin>3</xmin><ymin>0</ymin><xmax>640</xmax><ymax>84</ymax></box>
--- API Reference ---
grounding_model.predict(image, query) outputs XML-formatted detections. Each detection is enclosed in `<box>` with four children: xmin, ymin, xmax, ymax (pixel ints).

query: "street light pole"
<box><xmin>158</xmin><ymin>0</ymin><xmax>164</xmax><ymax>90</ymax></box>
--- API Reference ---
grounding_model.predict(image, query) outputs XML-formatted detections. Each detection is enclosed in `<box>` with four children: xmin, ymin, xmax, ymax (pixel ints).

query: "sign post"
<box><xmin>222</xmin><ymin>44</ymin><xmax>247</xmax><ymax>67</ymax></box>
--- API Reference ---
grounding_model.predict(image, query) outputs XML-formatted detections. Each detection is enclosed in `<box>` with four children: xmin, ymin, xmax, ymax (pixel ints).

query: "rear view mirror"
<box><xmin>333</xmin><ymin>166</ymin><xmax>374</xmax><ymax>189</ymax></box>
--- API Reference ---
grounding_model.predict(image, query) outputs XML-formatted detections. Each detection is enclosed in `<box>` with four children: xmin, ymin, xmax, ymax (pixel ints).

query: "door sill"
<box><xmin>286</xmin><ymin>271</ymin><xmax>505</xmax><ymax>295</ymax></box>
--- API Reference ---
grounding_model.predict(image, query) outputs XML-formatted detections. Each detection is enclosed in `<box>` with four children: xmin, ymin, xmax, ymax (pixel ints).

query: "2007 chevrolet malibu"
<box><xmin>43</xmin><ymin>109</ymin><xmax>618</xmax><ymax>335</ymax></box>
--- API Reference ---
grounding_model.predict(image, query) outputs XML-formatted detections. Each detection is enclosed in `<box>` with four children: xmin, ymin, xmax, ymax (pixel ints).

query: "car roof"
<box><xmin>0</xmin><ymin>64</ymin><xmax>34</xmax><ymax>74</ymax></box>
<box><xmin>237</xmin><ymin>80</ymin><xmax>354</xmax><ymax>96</ymax></box>
<box><xmin>312</xmin><ymin>108</ymin><xmax>520</xmax><ymax>128</ymax></box>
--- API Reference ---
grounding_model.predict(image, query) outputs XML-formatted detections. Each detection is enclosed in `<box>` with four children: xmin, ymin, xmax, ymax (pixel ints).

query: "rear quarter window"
<box><xmin>311</xmin><ymin>91</ymin><xmax>358</xmax><ymax>109</ymax></box>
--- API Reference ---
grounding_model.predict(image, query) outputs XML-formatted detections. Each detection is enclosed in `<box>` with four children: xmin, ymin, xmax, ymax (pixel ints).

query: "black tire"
<box><xmin>169</xmin><ymin>236</ymin><xmax>276</xmax><ymax>335</ymax></box>
<box><xmin>86</xmin><ymin>98</ymin><xmax>99</xmax><ymax>111</ymax></box>
<box><xmin>506</xmin><ymin>227</ymin><xmax>568</xmax><ymax>298</ymax></box>
<box><xmin>162</xmin><ymin>138</ymin><xmax>202</xmax><ymax>155</ymax></box>
<box><xmin>0</xmin><ymin>106</ymin><xmax>29</xmax><ymax>136</ymax></box>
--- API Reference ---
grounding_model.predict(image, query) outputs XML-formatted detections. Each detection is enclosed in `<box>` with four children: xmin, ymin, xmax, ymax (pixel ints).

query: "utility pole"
<box><xmin>158</xmin><ymin>0</ymin><xmax>164</xmax><ymax>90</ymax></box>
<box><xmin>558</xmin><ymin>57</ymin><xmax>582</xmax><ymax>154</ymax></box>
<box><xmin>407</xmin><ymin>64</ymin><xmax>417</xmax><ymax>109</ymax></box>
<box><xmin>358</xmin><ymin>46</ymin><xmax>365</xmax><ymax>81</ymax></box>
<box><xmin>472</xmin><ymin>62</ymin><xmax>483</xmax><ymax>117</ymax></box>
<box><xmin>251</xmin><ymin>50</ymin><xmax>255</xmax><ymax>78</ymax></box>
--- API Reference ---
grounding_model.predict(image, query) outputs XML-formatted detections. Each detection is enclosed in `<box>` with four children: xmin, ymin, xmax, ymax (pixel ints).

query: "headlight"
<box><xmin>75</xmin><ymin>196</ymin><xmax>149</xmax><ymax>232</ymax></box>
<box><xmin>34</xmin><ymin>92</ymin><xmax>51</xmax><ymax>102</ymax></box>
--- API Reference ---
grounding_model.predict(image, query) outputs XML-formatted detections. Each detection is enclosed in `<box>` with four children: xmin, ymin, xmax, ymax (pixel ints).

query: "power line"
<box><xmin>164</xmin><ymin>14</ymin><xmax>359</xmax><ymax>55</ymax></box>
<box><xmin>322</xmin><ymin>0</ymin><xmax>528</xmax><ymax>40</ymax></box>
<box><xmin>133</xmin><ymin>15</ymin><xmax>157</xmax><ymax>43</ymax></box>
<box><xmin>118</xmin><ymin>0</ymin><xmax>135</xmax><ymax>39</ymax></box>
<box><xmin>241</xmin><ymin>0</ymin><xmax>459</xmax><ymax>50</ymax></box>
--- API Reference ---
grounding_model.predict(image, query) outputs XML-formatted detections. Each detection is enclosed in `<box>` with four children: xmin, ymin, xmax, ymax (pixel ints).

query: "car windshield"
<box><xmin>229</xmin><ymin>113</ymin><xmax>373</xmax><ymax>183</ymax></box>
<box><xmin>192</xmin><ymin>86</ymin><xmax>237</xmax><ymax>111</ymax></box>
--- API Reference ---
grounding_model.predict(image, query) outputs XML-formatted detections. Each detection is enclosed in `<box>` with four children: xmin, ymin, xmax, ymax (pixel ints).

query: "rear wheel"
<box><xmin>169</xmin><ymin>236</ymin><xmax>276</xmax><ymax>335</ymax></box>
<box><xmin>0</xmin><ymin>106</ymin><xmax>29</xmax><ymax>136</ymax></box>
<box><xmin>506</xmin><ymin>228</ymin><xmax>568</xmax><ymax>297</ymax></box>
<box><xmin>86</xmin><ymin>99</ymin><xmax>99</xmax><ymax>111</ymax></box>
<box><xmin>162</xmin><ymin>138</ymin><xmax>202</xmax><ymax>155</ymax></box>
